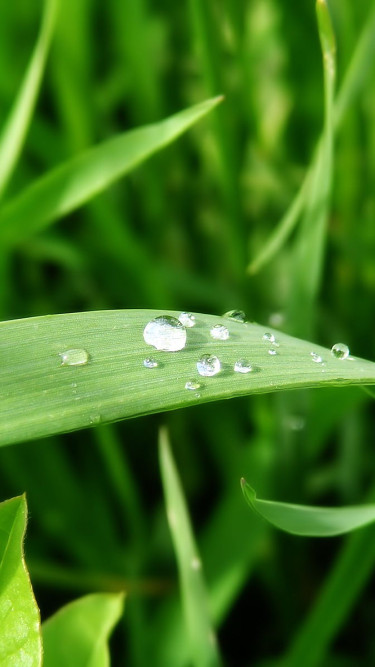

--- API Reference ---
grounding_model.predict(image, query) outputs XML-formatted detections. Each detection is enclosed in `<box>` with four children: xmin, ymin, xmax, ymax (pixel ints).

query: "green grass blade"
<box><xmin>42</xmin><ymin>592</ymin><xmax>124</xmax><ymax>667</ymax></box>
<box><xmin>159</xmin><ymin>427</ymin><xmax>222</xmax><ymax>667</ymax></box>
<box><xmin>281</xmin><ymin>484</ymin><xmax>375</xmax><ymax>667</ymax></box>
<box><xmin>1</xmin><ymin>309</ymin><xmax>375</xmax><ymax>447</ymax></box>
<box><xmin>0</xmin><ymin>0</ymin><xmax>59</xmax><ymax>199</ymax></box>
<box><xmin>247</xmin><ymin>1</ymin><xmax>375</xmax><ymax>277</ymax></box>
<box><xmin>241</xmin><ymin>480</ymin><xmax>375</xmax><ymax>536</ymax></box>
<box><xmin>0</xmin><ymin>495</ymin><xmax>42</xmax><ymax>666</ymax></box>
<box><xmin>0</xmin><ymin>96</ymin><xmax>223</xmax><ymax>247</ymax></box>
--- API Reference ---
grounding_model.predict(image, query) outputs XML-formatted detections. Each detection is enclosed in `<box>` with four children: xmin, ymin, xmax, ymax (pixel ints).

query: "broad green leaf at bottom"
<box><xmin>42</xmin><ymin>592</ymin><xmax>124</xmax><ymax>667</ymax></box>
<box><xmin>0</xmin><ymin>495</ymin><xmax>41</xmax><ymax>666</ymax></box>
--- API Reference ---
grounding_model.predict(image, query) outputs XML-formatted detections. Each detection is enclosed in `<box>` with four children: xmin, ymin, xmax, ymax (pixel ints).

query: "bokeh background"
<box><xmin>1</xmin><ymin>0</ymin><xmax>375</xmax><ymax>664</ymax></box>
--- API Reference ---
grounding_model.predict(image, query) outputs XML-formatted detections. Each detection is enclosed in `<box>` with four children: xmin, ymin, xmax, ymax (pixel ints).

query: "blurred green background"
<box><xmin>1</xmin><ymin>0</ymin><xmax>375</xmax><ymax>664</ymax></box>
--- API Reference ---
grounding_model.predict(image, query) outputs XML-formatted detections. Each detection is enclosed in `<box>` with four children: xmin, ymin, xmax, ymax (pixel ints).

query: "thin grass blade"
<box><xmin>0</xmin><ymin>96</ymin><xmax>223</xmax><ymax>247</ymax></box>
<box><xmin>159</xmin><ymin>427</ymin><xmax>222</xmax><ymax>667</ymax></box>
<box><xmin>0</xmin><ymin>0</ymin><xmax>59</xmax><ymax>199</ymax></box>
<box><xmin>1</xmin><ymin>309</ymin><xmax>375</xmax><ymax>447</ymax></box>
<box><xmin>241</xmin><ymin>480</ymin><xmax>375</xmax><ymax>536</ymax></box>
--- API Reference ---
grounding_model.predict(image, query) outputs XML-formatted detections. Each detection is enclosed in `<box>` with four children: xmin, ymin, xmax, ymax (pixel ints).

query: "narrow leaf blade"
<box><xmin>42</xmin><ymin>592</ymin><xmax>124</xmax><ymax>667</ymax></box>
<box><xmin>159</xmin><ymin>428</ymin><xmax>221</xmax><ymax>666</ymax></box>
<box><xmin>0</xmin><ymin>495</ymin><xmax>42</xmax><ymax>666</ymax></box>
<box><xmin>241</xmin><ymin>480</ymin><xmax>375</xmax><ymax>536</ymax></box>
<box><xmin>1</xmin><ymin>309</ymin><xmax>375</xmax><ymax>447</ymax></box>
<box><xmin>0</xmin><ymin>96</ymin><xmax>223</xmax><ymax>246</ymax></box>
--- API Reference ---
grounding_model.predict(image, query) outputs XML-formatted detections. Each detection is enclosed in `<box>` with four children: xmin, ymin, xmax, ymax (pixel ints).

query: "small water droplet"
<box><xmin>143</xmin><ymin>316</ymin><xmax>187</xmax><ymax>351</ymax></box>
<box><xmin>210</xmin><ymin>324</ymin><xmax>229</xmax><ymax>341</ymax></box>
<box><xmin>185</xmin><ymin>380</ymin><xmax>201</xmax><ymax>391</ymax></box>
<box><xmin>263</xmin><ymin>332</ymin><xmax>275</xmax><ymax>343</ymax></box>
<box><xmin>143</xmin><ymin>357</ymin><xmax>158</xmax><ymax>368</ymax></box>
<box><xmin>234</xmin><ymin>359</ymin><xmax>253</xmax><ymax>374</ymax></box>
<box><xmin>197</xmin><ymin>354</ymin><xmax>221</xmax><ymax>377</ymax></box>
<box><xmin>178</xmin><ymin>312</ymin><xmax>196</xmax><ymax>328</ymax></box>
<box><xmin>191</xmin><ymin>556</ymin><xmax>202</xmax><ymax>571</ymax></box>
<box><xmin>89</xmin><ymin>414</ymin><xmax>101</xmax><ymax>425</ymax></box>
<box><xmin>310</xmin><ymin>352</ymin><xmax>323</xmax><ymax>363</ymax></box>
<box><xmin>60</xmin><ymin>348</ymin><xmax>89</xmax><ymax>366</ymax></box>
<box><xmin>223</xmin><ymin>309</ymin><xmax>246</xmax><ymax>323</ymax></box>
<box><xmin>331</xmin><ymin>343</ymin><xmax>350</xmax><ymax>360</ymax></box>
<box><xmin>268</xmin><ymin>349</ymin><xmax>277</xmax><ymax>356</ymax></box>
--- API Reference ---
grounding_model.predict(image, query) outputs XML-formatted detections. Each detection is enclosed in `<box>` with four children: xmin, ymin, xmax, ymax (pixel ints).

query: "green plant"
<box><xmin>1</xmin><ymin>0</ymin><xmax>375</xmax><ymax>664</ymax></box>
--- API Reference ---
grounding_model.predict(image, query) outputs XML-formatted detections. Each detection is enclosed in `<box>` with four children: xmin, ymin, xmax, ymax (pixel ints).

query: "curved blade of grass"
<box><xmin>159</xmin><ymin>428</ymin><xmax>222</xmax><ymax>667</ymax></box>
<box><xmin>241</xmin><ymin>480</ymin><xmax>375</xmax><ymax>537</ymax></box>
<box><xmin>281</xmin><ymin>483</ymin><xmax>375</xmax><ymax>667</ymax></box>
<box><xmin>247</xmin><ymin>1</ymin><xmax>375</xmax><ymax>276</ymax></box>
<box><xmin>42</xmin><ymin>592</ymin><xmax>124</xmax><ymax>667</ymax></box>
<box><xmin>0</xmin><ymin>96</ymin><xmax>223</xmax><ymax>247</ymax></box>
<box><xmin>0</xmin><ymin>0</ymin><xmax>59</xmax><ymax>199</ymax></box>
<box><xmin>0</xmin><ymin>495</ymin><xmax>42</xmax><ymax>666</ymax></box>
<box><xmin>1</xmin><ymin>309</ymin><xmax>375</xmax><ymax>447</ymax></box>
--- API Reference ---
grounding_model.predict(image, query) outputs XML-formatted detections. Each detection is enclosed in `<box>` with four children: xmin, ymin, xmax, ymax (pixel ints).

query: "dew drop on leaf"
<box><xmin>185</xmin><ymin>380</ymin><xmax>201</xmax><ymax>391</ymax></box>
<box><xmin>197</xmin><ymin>354</ymin><xmax>221</xmax><ymax>377</ymax></box>
<box><xmin>223</xmin><ymin>310</ymin><xmax>246</xmax><ymax>323</ymax></box>
<box><xmin>331</xmin><ymin>343</ymin><xmax>350</xmax><ymax>360</ymax></box>
<box><xmin>143</xmin><ymin>316</ymin><xmax>187</xmax><ymax>351</ymax></box>
<box><xmin>59</xmin><ymin>348</ymin><xmax>90</xmax><ymax>366</ymax></box>
<box><xmin>143</xmin><ymin>357</ymin><xmax>159</xmax><ymax>368</ymax></box>
<box><xmin>178</xmin><ymin>312</ymin><xmax>196</xmax><ymax>327</ymax></box>
<box><xmin>268</xmin><ymin>349</ymin><xmax>277</xmax><ymax>356</ymax></box>
<box><xmin>210</xmin><ymin>324</ymin><xmax>229</xmax><ymax>340</ymax></box>
<box><xmin>310</xmin><ymin>352</ymin><xmax>323</xmax><ymax>363</ymax></box>
<box><xmin>234</xmin><ymin>359</ymin><xmax>253</xmax><ymax>374</ymax></box>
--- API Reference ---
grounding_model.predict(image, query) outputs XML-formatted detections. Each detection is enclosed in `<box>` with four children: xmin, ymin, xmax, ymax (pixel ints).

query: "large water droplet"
<box><xmin>331</xmin><ymin>343</ymin><xmax>350</xmax><ymax>360</ymax></box>
<box><xmin>185</xmin><ymin>380</ymin><xmax>201</xmax><ymax>391</ymax></box>
<box><xmin>223</xmin><ymin>310</ymin><xmax>246</xmax><ymax>323</ymax></box>
<box><xmin>178</xmin><ymin>312</ymin><xmax>196</xmax><ymax>328</ymax></box>
<box><xmin>234</xmin><ymin>359</ymin><xmax>253</xmax><ymax>374</ymax></box>
<box><xmin>143</xmin><ymin>316</ymin><xmax>187</xmax><ymax>351</ymax></box>
<box><xmin>60</xmin><ymin>348</ymin><xmax>89</xmax><ymax>366</ymax></box>
<box><xmin>210</xmin><ymin>324</ymin><xmax>229</xmax><ymax>341</ymax></box>
<box><xmin>197</xmin><ymin>354</ymin><xmax>221</xmax><ymax>377</ymax></box>
<box><xmin>143</xmin><ymin>357</ymin><xmax>158</xmax><ymax>368</ymax></box>
<box><xmin>310</xmin><ymin>352</ymin><xmax>323</xmax><ymax>364</ymax></box>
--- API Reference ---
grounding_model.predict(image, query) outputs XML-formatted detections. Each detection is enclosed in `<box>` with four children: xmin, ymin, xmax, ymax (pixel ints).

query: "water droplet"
<box><xmin>234</xmin><ymin>359</ymin><xmax>253</xmax><ymax>374</ymax></box>
<box><xmin>89</xmin><ymin>414</ymin><xmax>101</xmax><ymax>425</ymax></box>
<box><xmin>268</xmin><ymin>349</ymin><xmax>277</xmax><ymax>356</ymax></box>
<box><xmin>60</xmin><ymin>348</ymin><xmax>89</xmax><ymax>366</ymax></box>
<box><xmin>191</xmin><ymin>556</ymin><xmax>202</xmax><ymax>571</ymax></box>
<box><xmin>331</xmin><ymin>343</ymin><xmax>350</xmax><ymax>360</ymax></box>
<box><xmin>223</xmin><ymin>309</ymin><xmax>246</xmax><ymax>323</ymax></box>
<box><xmin>143</xmin><ymin>357</ymin><xmax>158</xmax><ymax>368</ymax></box>
<box><xmin>197</xmin><ymin>354</ymin><xmax>221</xmax><ymax>377</ymax></box>
<box><xmin>185</xmin><ymin>380</ymin><xmax>201</xmax><ymax>391</ymax></box>
<box><xmin>210</xmin><ymin>324</ymin><xmax>229</xmax><ymax>341</ymax></box>
<box><xmin>178</xmin><ymin>312</ymin><xmax>196</xmax><ymax>328</ymax></box>
<box><xmin>143</xmin><ymin>316</ymin><xmax>187</xmax><ymax>351</ymax></box>
<box><xmin>310</xmin><ymin>352</ymin><xmax>323</xmax><ymax>364</ymax></box>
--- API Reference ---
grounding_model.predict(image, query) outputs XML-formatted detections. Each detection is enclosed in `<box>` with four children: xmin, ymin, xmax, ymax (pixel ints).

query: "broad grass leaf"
<box><xmin>1</xmin><ymin>309</ymin><xmax>375</xmax><ymax>447</ymax></box>
<box><xmin>42</xmin><ymin>592</ymin><xmax>124</xmax><ymax>667</ymax></box>
<box><xmin>241</xmin><ymin>480</ymin><xmax>375</xmax><ymax>536</ymax></box>
<box><xmin>0</xmin><ymin>495</ymin><xmax>41</xmax><ymax>666</ymax></box>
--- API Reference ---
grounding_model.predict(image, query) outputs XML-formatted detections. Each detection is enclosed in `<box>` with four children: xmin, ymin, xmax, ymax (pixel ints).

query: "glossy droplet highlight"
<box><xmin>185</xmin><ymin>380</ymin><xmax>201</xmax><ymax>391</ymax></box>
<box><xmin>310</xmin><ymin>352</ymin><xmax>323</xmax><ymax>364</ymax></box>
<box><xmin>60</xmin><ymin>348</ymin><xmax>89</xmax><ymax>366</ymax></box>
<box><xmin>234</xmin><ymin>359</ymin><xmax>253</xmax><ymax>374</ymax></box>
<box><xmin>143</xmin><ymin>316</ymin><xmax>186</xmax><ymax>351</ymax></box>
<box><xmin>223</xmin><ymin>309</ymin><xmax>246</xmax><ymax>323</ymax></box>
<box><xmin>331</xmin><ymin>343</ymin><xmax>350</xmax><ymax>360</ymax></box>
<box><xmin>210</xmin><ymin>324</ymin><xmax>229</xmax><ymax>341</ymax></box>
<box><xmin>268</xmin><ymin>349</ymin><xmax>277</xmax><ymax>356</ymax></box>
<box><xmin>143</xmin><ymin>357</ymin><xmax>158</xmax><ymax>368</ymax></box>
<box><xmin>197</xmin><ymin>354</ymin><xmax>221</xmax><ymax>377</ymax></box>
<box><xmin>178</xmin><ymin>312</ymin><xmax>196</xmax><ymax>328</ymax></box>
